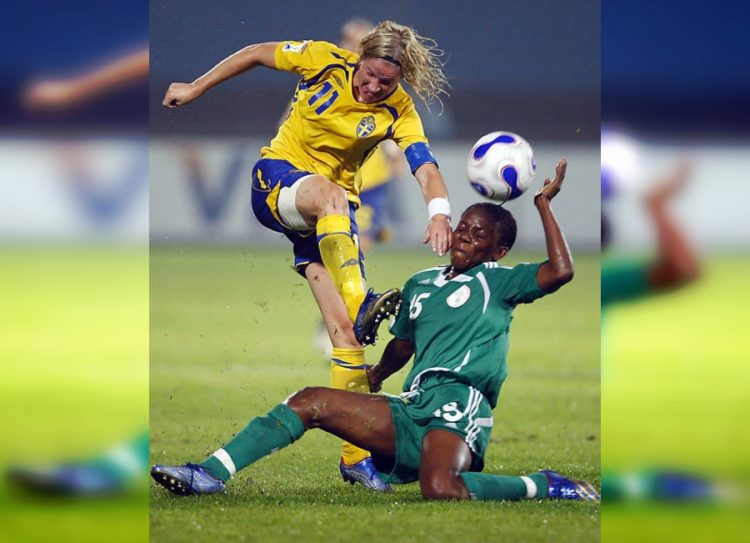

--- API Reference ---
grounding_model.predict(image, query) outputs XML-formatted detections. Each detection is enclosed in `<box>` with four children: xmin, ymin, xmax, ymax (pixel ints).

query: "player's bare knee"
<box><xmin>420</xmin><ymin>474</ymin><xmax>468</xmax><ymax>501</ymax></box>
<box><xmin>318</xmin><ymin>182</ymin><xmax>349</xmax><ymax>216</ymax></box>
<box><xmin>286</xmin><ymin>386</ymin><xmax>328</xmax><ymax>428</ymax></box>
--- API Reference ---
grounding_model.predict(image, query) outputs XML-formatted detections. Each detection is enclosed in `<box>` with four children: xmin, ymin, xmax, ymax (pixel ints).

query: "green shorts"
<box><xmin>373</xmin><ymin>381</ymin><xmax>494</xmax><ymax>485</ymax></box>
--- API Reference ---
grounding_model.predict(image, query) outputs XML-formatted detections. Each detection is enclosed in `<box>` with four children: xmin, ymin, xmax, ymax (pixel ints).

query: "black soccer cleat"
<box><xmin>353</xmin><ymin>288</ymin><xmax>401</xmax><ymax>346</ymax></box>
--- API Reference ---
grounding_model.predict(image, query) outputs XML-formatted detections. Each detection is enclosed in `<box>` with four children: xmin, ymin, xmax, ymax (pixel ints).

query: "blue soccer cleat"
<box><xmin>6</xmin><ymin>463</ymin><xmax>126</xmax><ymax>497</ymax></box>
<box><xmin>340</xmin><ymin>457</ymin><xmax>392</xmax><ymax>492</ymax></box>
<box><xmin>541</xmin><ymin>470</ymin><xmax>600</xmax><ymax>501</ymax></box>
<box><xmin>651</xmin><ymin>471</ymin><xmax>712</xmax><ymax>501</ymax></box>
<box><xmin>150</xmin><ymin>463</ymin><xmax>225</xmax><ymax>496</ymax></box>
<box><xmin>354</xmin><ymin>288</ymin><xmax>401</xmax><ymax>346</ymax></box>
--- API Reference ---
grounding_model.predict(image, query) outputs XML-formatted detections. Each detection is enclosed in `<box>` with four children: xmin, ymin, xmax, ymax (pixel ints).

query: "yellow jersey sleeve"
<box><xmin>274</xmin><ymin>40</ymin><xmax>341</xmax><ymax>78</ymax></box>
<box><xmin>391</xmin><ymin>102</ymin><xmax>438</xmax><ymax>173</ymax></box>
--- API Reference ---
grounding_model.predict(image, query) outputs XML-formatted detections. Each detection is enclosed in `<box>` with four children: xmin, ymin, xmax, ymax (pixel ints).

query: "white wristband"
<box><xmin>428</xmin><ymin>197</ymin><xmax>451</xmax><ymax>220</ymax></box>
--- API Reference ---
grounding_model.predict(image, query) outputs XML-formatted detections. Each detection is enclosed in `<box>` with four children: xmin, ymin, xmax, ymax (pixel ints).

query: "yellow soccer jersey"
<box><xmin>262</xmin><ymin>40</ymin><xmax>435</xmax><ymax>204</ymax></box>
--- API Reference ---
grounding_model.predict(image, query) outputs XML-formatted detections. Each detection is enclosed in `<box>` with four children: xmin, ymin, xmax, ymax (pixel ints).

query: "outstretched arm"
<box><xmin>534</xmin><ymin>158</ymin><xmax>574</xmax><ymax>292</ymax></box>
<box><xmin>24</xmin><ymin>47</ymin><xmax>149</xmax><ymax>111</ymax></box>
<box><xmin>162</xmin><ymin>42</ymin><xmax>278</xmax><ymax>108</ymax></box>
<box><xmin>367</xmin><ymin>338</ymin><xmax>415</xmax><ymax>393</ymax></box>
<box><xmin>645</xmin><ymin>162</ymin><xmax>700</xmax><ymax>289</ymax></box>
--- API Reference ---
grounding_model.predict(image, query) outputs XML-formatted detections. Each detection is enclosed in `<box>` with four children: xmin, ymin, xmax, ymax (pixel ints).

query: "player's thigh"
<box><xmin>290</xmin><ymin>387</ymin><xmax>396</xmax><ymax>458</ymax></box>
<box><xmin>419</xmin><ymin>429</ymin><xmax>472</xmax><ymax>499</ymax></box>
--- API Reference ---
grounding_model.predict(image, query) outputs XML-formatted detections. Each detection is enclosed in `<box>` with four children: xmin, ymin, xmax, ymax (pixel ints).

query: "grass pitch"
<box><xmin>0</xmin><ymin>248</ymin><xmax>148</xmax><ymax>543</ymax></box>
<box><xmin>150</xmin><ymin>247</ymin><xmax>600</xmax><ymax>542</ymax></box>
<box><xmin>601</xmin><ymin>256</ymin><xmax>750</xmax><ymax>543</ymax></box>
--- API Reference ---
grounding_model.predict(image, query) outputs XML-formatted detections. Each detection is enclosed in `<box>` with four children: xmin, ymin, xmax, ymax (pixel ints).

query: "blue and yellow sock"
<box><xmin>330</xmin><ymin>347</ymin><xmax>371</xmax><ymax>466</ymax></box>
<box><xmin>316</xmin><ymin>214</ymin><xmax>365</xmax><ymax>322</ymax></box>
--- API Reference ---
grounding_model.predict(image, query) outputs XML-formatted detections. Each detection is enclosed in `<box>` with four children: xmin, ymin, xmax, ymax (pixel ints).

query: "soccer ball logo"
<box><xmin>467</xmin><ymin>131</ymin><xmax>536</xmax><ymax>203</ymax></box>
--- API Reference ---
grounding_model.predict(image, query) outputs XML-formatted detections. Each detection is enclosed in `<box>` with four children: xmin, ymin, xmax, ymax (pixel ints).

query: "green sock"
<box><xmin>460</xmin><ymin>472</ymin><xmax>549</xmax><ymax>500</ymax></box>
<box><xmin>200</xmin><ymin>403</ymin><xmax>305</xmax><ymax>482</ymax></box>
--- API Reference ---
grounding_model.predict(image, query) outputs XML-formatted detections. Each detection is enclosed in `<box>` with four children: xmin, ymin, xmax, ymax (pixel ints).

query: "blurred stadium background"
<box><xmin>0</xmin><ymin>1</ymin><xmax>149</xmax><ymax>542</ymax></box>
<box><xmin>602</xmin><ymin>2</ymin><xmax>750</xmax><ymax>542</ymax></box>
<box><xmin>149</xmin><ymin>1</ymin><xmax>600</xmax><ymax>542</ymax></box>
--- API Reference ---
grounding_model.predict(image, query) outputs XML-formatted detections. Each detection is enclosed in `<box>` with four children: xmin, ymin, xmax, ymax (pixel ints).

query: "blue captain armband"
<box><xmin>404</xmin><ymin>142</ymin><xmax>438</xmax><ymax>174</ymax></box>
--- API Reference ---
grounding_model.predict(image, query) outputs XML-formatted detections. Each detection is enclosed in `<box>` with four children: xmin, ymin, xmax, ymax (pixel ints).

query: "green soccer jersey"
<box><xmin>390</xmin><ymin>261</ymin><xmax>547</xmax><ymax>408</ymax></box>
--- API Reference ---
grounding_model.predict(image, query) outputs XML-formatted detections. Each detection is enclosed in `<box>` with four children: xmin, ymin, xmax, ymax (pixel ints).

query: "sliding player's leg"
<box><xmin>150</xmin><ymin>388</ymin><xmax>395</xmax><ymax>496</ymax></box>
<box><xmin>419</xmin><ymin>429</ymin><xmax>599</xmax><ymax>501</ymax></box>
<box><xmin>418</xmin><ymin>429</ymin><xmax>473</xmax><ymax>500</ymax></box>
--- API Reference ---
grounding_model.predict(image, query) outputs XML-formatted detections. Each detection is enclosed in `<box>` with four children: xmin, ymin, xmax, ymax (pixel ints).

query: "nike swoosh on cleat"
<box><xmin>340</xmin><ymin>259</ymin><xmax>359</xmax><ymax>268</ymax></box>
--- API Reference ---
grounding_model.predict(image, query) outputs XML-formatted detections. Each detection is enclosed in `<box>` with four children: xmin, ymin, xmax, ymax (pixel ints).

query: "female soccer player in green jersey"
<box><xmin>162</xmin><ymin>21</ymin><xmax>453</xmax><ymax>490</ymax></box>
<box><xmin>152</xmin><ymin>158</ymin><xmax>599</xmax><ymax>502</ymax></box>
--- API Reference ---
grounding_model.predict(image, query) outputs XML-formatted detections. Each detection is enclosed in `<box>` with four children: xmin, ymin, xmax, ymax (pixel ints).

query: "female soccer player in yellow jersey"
<box><xmin>162</xmin><ymin>21</ymin><xmax>452</xmax><ymax>490</ymax></box>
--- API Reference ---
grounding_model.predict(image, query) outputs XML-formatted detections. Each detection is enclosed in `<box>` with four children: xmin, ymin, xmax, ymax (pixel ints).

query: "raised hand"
<box><xmin>535</xmin><ymin>158</ymin><xmax>567</xmax><ymax>202</ymax></box>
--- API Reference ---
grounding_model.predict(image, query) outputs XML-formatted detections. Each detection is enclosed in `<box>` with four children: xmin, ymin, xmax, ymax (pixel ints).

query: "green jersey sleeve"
<box><xmin>485</xmin><ymin>261</ymin><xmax>547</xmax><ymax>307</ymax></box>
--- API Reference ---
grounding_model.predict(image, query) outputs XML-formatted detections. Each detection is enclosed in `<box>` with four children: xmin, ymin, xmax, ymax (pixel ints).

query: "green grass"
<box><xmin>602</xmin><ymin>257</ymin><xmax>750</xmax><ymax>473</ymax></box>
<box><xmin>150</xmin><ymin>247</ymin><xmax>600</xmax><ymax>542</ymax></box>
<box><xmin>0</xmin><ymin>248</ymin><xmax>149</xmax><ymax>543</ymax></box>
<box><xmin>601</xmin><ymin>256</ymin><xmax>750</xmax><ymax>543</ymax></box>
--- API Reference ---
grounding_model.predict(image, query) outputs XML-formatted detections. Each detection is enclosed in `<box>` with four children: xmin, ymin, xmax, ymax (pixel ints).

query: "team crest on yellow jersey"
<box><xmin>356</xmin><ymin>116</ymin><xmax>376</xmax><ymax>138</ymax></box>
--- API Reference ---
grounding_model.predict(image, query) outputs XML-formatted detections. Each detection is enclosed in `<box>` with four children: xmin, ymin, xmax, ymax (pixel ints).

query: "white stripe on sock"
<box><xmin>520</xmin><ymin>476</ymin><xmax>537</xmax><ymax>498</ymax></box>
<box><xmin>212</xmin><ymin>448</ymin><xmax>237</xmax><ymax>476</ymax></box>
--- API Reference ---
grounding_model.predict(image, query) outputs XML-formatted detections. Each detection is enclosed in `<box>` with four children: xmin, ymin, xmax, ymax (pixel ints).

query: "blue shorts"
<box><xmin>251</xmin><ymin>158</ymin><xmax>365</xmax><ymax>277</ymax></box>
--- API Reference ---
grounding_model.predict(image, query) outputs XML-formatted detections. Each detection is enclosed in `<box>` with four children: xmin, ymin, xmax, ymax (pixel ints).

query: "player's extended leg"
<box><xmin>419</xmin><ymin>428</ymin><xmax>543</xmax><ymax>501</ymax></box>
<box><xmin>151</xmin><ymin>388</ymin><xmax>396</xmax><ymax>496</ymax></box>
<box><xmin>287</xmin><ymin>387</ymin><xmax>396</xmax><ymax>458</ymax></box>
<box><xmin>419</xmin><ymin>429</ymin><xmax>599</xmax><ymax>501</ymax></box>
<box><xmin>291</xmin><ymin>176</ymin><xmax>400</xmax><ymax>345</ymax></box>
<box><xmin>293</xmin><ymin>176</ymin><xmax>366</xmax><ymax>322</ymax></box>
<box><xmin>306</xmin><ymin>263</ymin><xmax>391</xmax><ymax>489</ymax></box>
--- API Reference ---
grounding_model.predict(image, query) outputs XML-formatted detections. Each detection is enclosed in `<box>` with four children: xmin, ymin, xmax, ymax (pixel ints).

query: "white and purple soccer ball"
<box><xmin>466</xmin><ymin>131</ymin><xmax>536</xmax><ymax>203</ymax></box>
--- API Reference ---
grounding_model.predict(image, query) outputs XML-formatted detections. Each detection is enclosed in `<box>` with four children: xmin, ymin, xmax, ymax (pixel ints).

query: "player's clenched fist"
<box><xmin>162</xmin><ymin>82</ymin><xmax>202</xmax><ymax>108</ymax></box>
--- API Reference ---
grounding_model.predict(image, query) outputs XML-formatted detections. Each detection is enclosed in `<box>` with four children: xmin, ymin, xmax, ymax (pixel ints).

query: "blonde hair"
<box><xmin>359</xmin><ymin>20</ymin><xmax>449</xmax><ymax>110</ymax></box>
